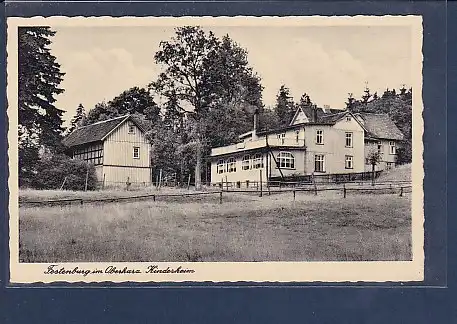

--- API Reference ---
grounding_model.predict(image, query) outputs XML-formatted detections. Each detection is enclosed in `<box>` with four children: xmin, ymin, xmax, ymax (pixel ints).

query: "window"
<box><xmin>345</xmin><ymin>155</ymin><xmax>353</xmax><ymax>169</ymax></box>
<box><xmin>227</xmin><ymin>157</ymin><xmax>236</xmax><ymax>173</ymax></box>
<box><xmin>133</xmin><ymin>146</ymin><xmax>140</xmax><ymax>159</ymax></box>
<box><xmin>316</xmin><ymin>130</ymin><xmax>324</xmax><ymax>145</ymax></box>
<box><xmin>128</xmin><ymin>123</ymin><xmax>135</xmax><ymax>134</ymax></box>
<box><xmin>277</xmin><ymin>133</ymin><xmax>286</xmax><ymax>145</ymax></box>
<box><xmin>345</xmin><ymin>132</ymin><xmax>353</xmax><ymax>147</ymax></box>
<box><xmin>253</xmin><ymin>153</ymin><xmax>264</xmax><ymax>169</ymax></box>
<box><xmin>242</xmin><ymin>155</ymin><xmax>251</xmax><ymax>170</ymax></box>
<box><xmin>377</xmin><ymin>141</ymin><xmax>383</xmax><ymax>155</ymax></box>
<box><xmin>389</xmin><ymin>141</ymin><xmax>396</xmax><ymax>154</ymax></box>
<box><xmin>295</xmin><ymin>130</ymin><xmax>300</xmax><ymax>143</ymax></box>
<box><xmin>346</xmin><ymin>116</ymin><xmax>352</xmax><ymax>122</ymax></box>
<box><xmin>217</xmin><ymin>159</ymin><xmax>225</xmax><ymax>174</ymax></box>
<box><xmin>386</xmin><ymin>162</ymin><xmax>394</xmax><ymax>170</ymax></box>
<box><xmin>315</xmin><ymin>154</ymin><xmax>325</xmax><ymax>172</ymax></box>
<box><xmin>277</xmin><ymin>152</ymin><xmax>295</xmax><ymax>169</ymax></box>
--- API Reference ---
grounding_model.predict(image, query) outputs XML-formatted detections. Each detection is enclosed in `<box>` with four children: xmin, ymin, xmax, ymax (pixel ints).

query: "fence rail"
<box><xmin>20</xmin><ymin>181</ymin><xmax>412</xmax><ymax>208</ymax></box>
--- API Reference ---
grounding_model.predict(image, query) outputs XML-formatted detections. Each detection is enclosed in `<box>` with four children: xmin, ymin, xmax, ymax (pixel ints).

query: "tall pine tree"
<box><xmin>18</xmin><ymin>27</ymin><xmax>65</xmax><ymax>185</ymax></box>
<box><xmin>68</xmin><ymin>103</ymin><xmax>86</xmax><ymax>133</ymax></box>
<box><xmin>18</xmin><ymin>27</ymin><xmax>65</xmax><ymax>150</ymax></box>
<box><xmin>274</xmin><ymin>85</ymin><xmax>295</xmax><ymax>126</ymax></box>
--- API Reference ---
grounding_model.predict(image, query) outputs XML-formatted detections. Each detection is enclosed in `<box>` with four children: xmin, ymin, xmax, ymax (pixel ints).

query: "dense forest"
<box><xmin>18</xmin><ymin>26</ymin><xmax>413</xmax><ymax>189</ymax></box>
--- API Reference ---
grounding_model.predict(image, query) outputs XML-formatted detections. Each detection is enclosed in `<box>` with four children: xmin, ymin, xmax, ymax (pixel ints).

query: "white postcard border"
<box><xmin>7</xmin><ymin>15</ymin><xmax>424</xmax><ymax>283</ymax></box>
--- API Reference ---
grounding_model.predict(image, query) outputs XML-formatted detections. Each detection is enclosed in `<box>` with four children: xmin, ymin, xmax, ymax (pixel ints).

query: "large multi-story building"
<box><xmin>210</xmin><ymin>106</ymin><xmax>404</xmax><ymax>184</ymax></box>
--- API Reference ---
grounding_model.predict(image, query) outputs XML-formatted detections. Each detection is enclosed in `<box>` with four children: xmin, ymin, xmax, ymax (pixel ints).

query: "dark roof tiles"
<box><xmin>62</xmin><ymin>115</ymin><xmax>129</xmax><ymax>148</ymax></box>
<box><xmin>356</xmin><ymin>113</ymin><xmax>404</xmax><ymax>140</ymax></box>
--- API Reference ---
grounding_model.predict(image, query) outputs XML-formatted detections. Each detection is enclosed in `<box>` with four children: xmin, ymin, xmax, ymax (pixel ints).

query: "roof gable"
<box><xmin>290</xmin><ymin>107</ymin><xmax>310</xmax><ymax>125</ymax></box>
<box><xmin>62</xmin><ymin>115</ymin><xmax>146</xmax><ymax>148</ymax></box>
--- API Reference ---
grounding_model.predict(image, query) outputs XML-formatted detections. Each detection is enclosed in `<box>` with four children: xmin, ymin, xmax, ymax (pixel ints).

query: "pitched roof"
<box><xmin>355</xmin><ymin>113</ymin><xmax>404</xmax><ymax>140</ymax></box>
<box><xmin>290</xmin><ymin>106</ymin><xmax>346</xmax><ymax>125</ymax></box>
<box><xmin>62</xmin><ymin>115</ymin><xmax>130</xmax><ymax>148</ymax></box>
<box><xmin>318</xmin><ymin>111</ymin><xmax>349</xmax><ymax>124</ymax></box>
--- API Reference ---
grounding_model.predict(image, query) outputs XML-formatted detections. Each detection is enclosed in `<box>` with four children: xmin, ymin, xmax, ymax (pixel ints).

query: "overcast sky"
<box><xmin>49</xmin><ymin>24</ymin><xmax>412</xmax><ymax>125</ymax></box>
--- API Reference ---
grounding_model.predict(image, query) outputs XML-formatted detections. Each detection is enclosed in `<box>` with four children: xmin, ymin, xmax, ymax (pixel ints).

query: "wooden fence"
<box><xmin>20</xmin><ymin>182</ymin><xmax>412</xmax><ymax>208</ymax></box>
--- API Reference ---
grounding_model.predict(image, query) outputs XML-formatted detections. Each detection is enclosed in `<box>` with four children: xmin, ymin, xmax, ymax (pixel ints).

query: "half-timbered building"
<box><xmin>62</xmin><ymin>115</ymin><xmax>151</xmax><ymax>187</ymax></box>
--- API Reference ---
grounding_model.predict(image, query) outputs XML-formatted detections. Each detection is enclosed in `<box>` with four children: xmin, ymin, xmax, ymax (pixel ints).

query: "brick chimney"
<box><xmin>312</xmin><ymin>105</ymin><xmax>318</xmax><ymax>123</ymax></box>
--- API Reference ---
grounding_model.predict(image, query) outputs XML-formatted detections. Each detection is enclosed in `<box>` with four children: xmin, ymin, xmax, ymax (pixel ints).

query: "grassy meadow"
<box><xmin>19</xmin><ymin>189</ymin><xmax>412</xmax><ymax>263</ymax></box>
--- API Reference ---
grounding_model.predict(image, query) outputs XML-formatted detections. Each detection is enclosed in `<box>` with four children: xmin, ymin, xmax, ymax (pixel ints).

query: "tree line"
<box><xmin>18</xmin><ymin>26</ymin><xmax>413</xmax><ymax>190</ymax></box>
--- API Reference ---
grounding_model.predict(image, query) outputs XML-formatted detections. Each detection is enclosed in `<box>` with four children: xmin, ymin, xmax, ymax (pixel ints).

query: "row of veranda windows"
<box><xmin>217</xmin><ymin>154</ymin><xmax>264</xmax><ymax>174</ymax></box>
<box><xmin>217</xmin><ymin>153</ymin><xmax>354</xmax><ymax>173</ymax></box>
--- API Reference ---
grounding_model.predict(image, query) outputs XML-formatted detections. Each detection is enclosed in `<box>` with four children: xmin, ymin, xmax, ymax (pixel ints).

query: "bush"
<box><xmin>32</xmin><ymin>154</ymin><xmax>97</xmax><ymax>191</ymax></box>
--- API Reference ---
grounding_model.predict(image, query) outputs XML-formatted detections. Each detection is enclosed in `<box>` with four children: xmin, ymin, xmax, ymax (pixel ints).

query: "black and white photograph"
<box><xmin>7</xmin><ymin>16</ymin><xmax>424</xmax><ymax>283</ymax></box>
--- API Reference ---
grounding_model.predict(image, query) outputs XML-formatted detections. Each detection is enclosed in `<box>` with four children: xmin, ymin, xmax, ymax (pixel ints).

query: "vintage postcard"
<box><xmin>7</xmin><ymin>16</ymin><xmax>424</xmax><ymax>283</ymax></box>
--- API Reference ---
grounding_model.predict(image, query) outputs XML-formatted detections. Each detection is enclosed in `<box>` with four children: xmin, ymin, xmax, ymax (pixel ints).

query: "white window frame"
<box><xmin>345</xmin><ymin>132</ymin><xmax>353</xmax><ymax>148</ymax></box>
<box><xmin>217</xmin><ymin>159</ymin><xmax>225</xmax><ymax>174</ymax></box>
<box><xmin>316</xmin><ymin>130</ymin><xmax>324</xmax><ymax>145</ymax></box>
<box><xmin>253</xmin><ymin>153</ymin><xmax>264</xmax><ymax>169</ymax></box>
<box><xmin>277</xmin><ymin>152</ymin><xmax>295</xmax><ymax>169</ymax></box>
<box><xmin>133</xmin><ymin>146</ymin><xmax>140</xmax><ymax>159</ymax></box>
<box><xmin>377</xmin><ymin>141</ymin><xmax>383</xmax><ymax>155</ymax></box>
<box><xmin>227</xmin><ymin>157</ymin><xmax>237</xmax><ymax>173</ymax></box>
<box><xmin>345</xmin><ymin>155</ymin><xmax>353</xmax><ymax>169</ymax></box>
<box><xmin>389</xmin><ymin>141</ymin><xmax>396</xmax><ymax>155</ymax></box>
<box><xmin>277</xmin><ymin>133</ymin><xmax>286</xmax><ymax>145</ymax></box>
<box><xmin>242</xmin><ymin>155</ymin><xmax>251</xmax><ymax>170</ymax></box>
<box><xmin>314</xmin><ymin>154</ymin><xmax>325</xmax><ymax>172</ymax></box>
<box><xmin>128</xmin><ymin>123</ymin><xmax>135</xmax><ymax>134</ymax></box>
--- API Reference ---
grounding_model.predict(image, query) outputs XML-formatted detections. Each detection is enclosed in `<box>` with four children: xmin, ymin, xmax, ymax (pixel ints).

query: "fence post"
<box><xmin>343</xmin><ymin>184</ymin><xmax>347</xmax><ymax>198</ymax></box>
<box><xmin>158</xmin><ymin>169</ymin><xmax>163</xmax><ymax>190</ymax></box>
<box><xmin>84</xmin><ymin>169</ymin><xmax>89</xmax><ymax>192</ymax></box>
<box><xmin>219</xmin><ymin>191</ymin><xmax>223</xmax><ymax>204</ymax></box>
<box><xmin>400</xmin><ymin>187</ymin><xmax>403</xmax><ymax>197</ymax></box>
<box><xmin>153</xmin><ymin>194</ymin><xmax>156</xmax><ymax>202</ymax></box>
<box><xmin>259</xmin><ymin>169</ymin><xmax>263</xmax><ymax>197</ymax></box>
<box><xmin>293</xmin><ymin>188</ymin><xmax>296</xmax><ymax>201</ymax></box>
<box><xmin>60</xmin><ymin>176</ymin><xmax>67</xmax><ymax>190</ymax></box>
<box><xmin>225</xmin><ymin>175</ymin><xmax>228</xmax><ymax>191</ymax></box>
<box><xmin>187</xmin><ymin>174</ymin><xmax>191</xmax><ymax>190</ymax></box>
<box><xmin>102</xmin><ymin>173</ymin><xmax>106</xmax><ymax>190</ymax></box>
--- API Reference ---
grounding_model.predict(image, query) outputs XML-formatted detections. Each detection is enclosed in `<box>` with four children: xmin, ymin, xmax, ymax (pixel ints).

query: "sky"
<box><xmin>49</xmin><ymin>24</ymin><xmax>413</xmax><ymax>125</ymax></box>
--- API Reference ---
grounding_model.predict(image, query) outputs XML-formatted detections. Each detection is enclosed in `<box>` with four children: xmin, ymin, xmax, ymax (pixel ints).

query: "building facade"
<box><xmin>210</xmin><ymin>107</ymin><xmax>404</xmax><ymax>184</ymax></box>
<box><xmin>62</xmin><ymin>115</ymin><xmax>152</xmax><ymax>187</ymax></box>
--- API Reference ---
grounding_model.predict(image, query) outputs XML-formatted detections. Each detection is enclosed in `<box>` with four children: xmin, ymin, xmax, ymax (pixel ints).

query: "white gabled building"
<box><xmin>209</xmin><ymin>106</ymin><xmax>404</xmax><ymax>184</ymax></box>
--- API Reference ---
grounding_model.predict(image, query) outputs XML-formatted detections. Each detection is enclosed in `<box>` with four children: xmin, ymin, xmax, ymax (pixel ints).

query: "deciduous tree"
<box><xmin>150</xmin><ymin>26</ymin><xmax>263</xmax><ymax>189</ymax></box>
